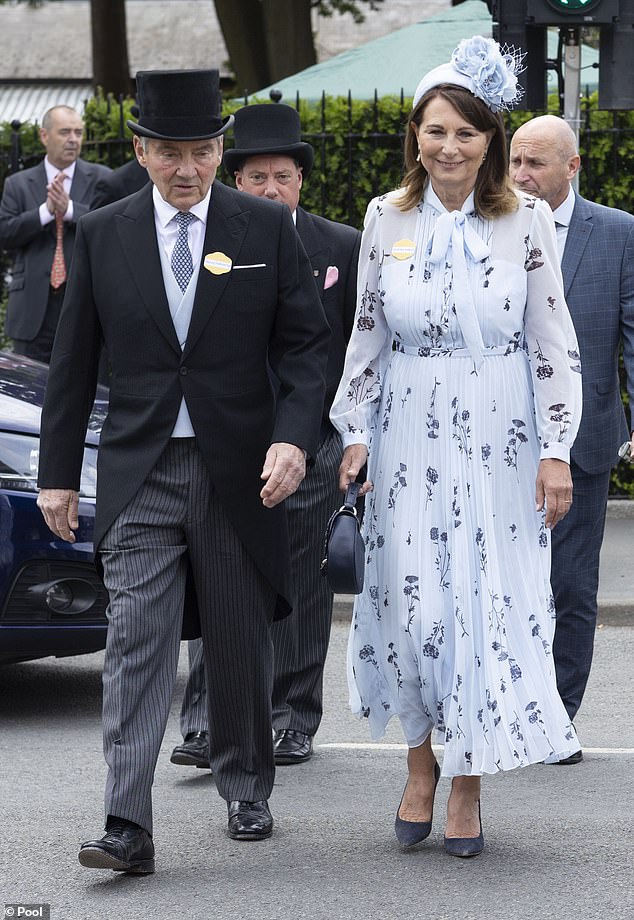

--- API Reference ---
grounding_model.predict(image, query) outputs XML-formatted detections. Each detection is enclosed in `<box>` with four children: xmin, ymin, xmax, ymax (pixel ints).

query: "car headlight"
<box><xmin>0</xmin><ymin>431</ymin><xmax>98</xmax><ymax>498</ymax></box>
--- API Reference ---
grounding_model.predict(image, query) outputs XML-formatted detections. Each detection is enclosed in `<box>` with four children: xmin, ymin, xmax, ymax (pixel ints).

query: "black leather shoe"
<box><xmin>273</xmin><ymin>729</ymin><xmax>313</xmax><ymax>765</ymax></box>
<box><xmin>170</xmin><ymin>731</ymin><xmax>210</xmax><ymax>769</ymax></box>
<box><xmin>227</xmin><ymin>800</ymin><xmax>273</xmax><ymax>840</ymax></box>
<box><xmin>78</xmin><ymin>818</ymin><xmax>155</xmax><ymax>873</ymax></box>
<box><xmin>551</xmin><ymin>749</ymin><xmax>584</xmax><ymax>765</ymax></box>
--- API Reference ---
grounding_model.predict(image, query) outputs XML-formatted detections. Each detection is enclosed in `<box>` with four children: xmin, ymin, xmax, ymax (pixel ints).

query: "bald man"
<box><xmin>510</xmin><ymin>115</ymin><xmax>634</xmax><ymax>763</ymax></box>
<box><xmin>0</xmin><ymin>105</ymin><xmax>111</xmax><ymax>362</ymax></box>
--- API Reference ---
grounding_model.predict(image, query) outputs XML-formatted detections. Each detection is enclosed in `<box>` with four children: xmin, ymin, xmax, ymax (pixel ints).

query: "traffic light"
<box><xmin>490</xmin><ymin>1</ymin><xmax>634</xmax><ymax>110</ymax></box>
<box><xmin>526</xmin><ymin>1</ymin><xmax>620</xmax><ymax>25</ymax></box>
<box><xmin>599</xmin><ymin>2</ymin><xmax>634</xmax><ymax>107</ymax></box>
<box><xmin>489</xmin><ymin>1</ymin><xmax>549</xmax><ymax>110</ymax></box>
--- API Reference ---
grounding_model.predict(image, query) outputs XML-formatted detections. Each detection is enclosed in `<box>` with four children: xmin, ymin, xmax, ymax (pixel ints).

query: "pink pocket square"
<box><xmin>324</xmin><ymin>265</ymin><xmax>339</xmax><ymax>289</ymax></box>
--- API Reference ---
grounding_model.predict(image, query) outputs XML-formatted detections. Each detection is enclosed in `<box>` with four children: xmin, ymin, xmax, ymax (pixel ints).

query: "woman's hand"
<box><xmin>535</xmin><ymin>458</ymin><xmax>573</xmax><ymax>529</ymax></box>
<box><xmin>338</xmin><ymin>443</ymin><xmax>373</xmax><ymax>495</ymax></box>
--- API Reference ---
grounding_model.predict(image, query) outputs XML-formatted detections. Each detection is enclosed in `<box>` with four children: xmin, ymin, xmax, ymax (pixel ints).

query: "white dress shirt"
<box><xmin>552</xmin><ymin>185</ymin><xmax>576</xmax><ymax>261</ymax></box>
<box><xmin>152</xmin><ymin>185</ymin><xmax>211</xmax><ymax>437</ymax></box>
<box><xmin>152</xmin><ymin>185</ymin><xmax>210</xmax><ymax>268</ymax></box>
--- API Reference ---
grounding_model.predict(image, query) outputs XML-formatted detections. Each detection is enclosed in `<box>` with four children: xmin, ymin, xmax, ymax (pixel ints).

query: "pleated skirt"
<box><xmin>347</xmin><ymin>347</ymin><xmax>580</xmax><ymax>775</ymax></box>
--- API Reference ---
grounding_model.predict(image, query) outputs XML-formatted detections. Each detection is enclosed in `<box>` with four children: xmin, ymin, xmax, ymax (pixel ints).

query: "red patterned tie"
<box><xmin>50</xmin><ymin>211</ymin><xmax>66</xmax><ymax>289</ymax></box>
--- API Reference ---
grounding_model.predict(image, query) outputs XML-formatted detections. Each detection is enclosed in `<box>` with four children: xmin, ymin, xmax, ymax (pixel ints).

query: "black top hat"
<box><xmin>128</xmin><ymin>69</ymin><xmax>233</xmax><ymax>141</ymax></box>
<box><xmin>223</xmin><ymin>104</ymin><xmax>314</xmax><ymax>177</ymax></box>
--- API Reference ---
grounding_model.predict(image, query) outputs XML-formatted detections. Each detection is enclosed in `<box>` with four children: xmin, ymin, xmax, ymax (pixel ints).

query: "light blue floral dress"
<box><xmin>330</xmin><ymin>184</ymin><xmax>583</xmax><ymax>775</ymax></box>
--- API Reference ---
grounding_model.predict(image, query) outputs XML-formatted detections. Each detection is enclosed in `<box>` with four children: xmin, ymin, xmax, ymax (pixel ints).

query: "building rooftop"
<box><xmin>1</xmin><ymin>0</ymin><xmax>450</xmax><ymax>122</ymax></box>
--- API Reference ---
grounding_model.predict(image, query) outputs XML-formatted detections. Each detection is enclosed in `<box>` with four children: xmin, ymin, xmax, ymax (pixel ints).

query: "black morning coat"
<box><xmin>37</xmin><ymin>180</ymin><xmax>331</xmax><ymax>621</ymax></box>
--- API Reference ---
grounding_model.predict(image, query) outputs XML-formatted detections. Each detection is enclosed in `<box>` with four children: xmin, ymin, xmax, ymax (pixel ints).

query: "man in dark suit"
<box><xmin>91</xmin><ymin>157</ymin><xmax>149</xmax><ymax>208</ymax></box>
<box><xmin>37</xmin><ymin>70</ymin><xmax>329</xmax><ymax>873</ymax></box>
<box><xmin>91</xmin><ymin>104</ymin><xmax>151</xmax><ymax>209</ymax></box>
<box><xmin>171</xmin><ymin>104</ymin><xmax>361</xmax><ymax>771</ymax></box>
<box><xmin>0</xmin><ymin>105</ymin><xmax>111</xmax><ymax>362</ymax></box>
<box><xmin>510</xmin><ymin>115</ymin><xmax>634</xmax><ymax>763</ymax></box>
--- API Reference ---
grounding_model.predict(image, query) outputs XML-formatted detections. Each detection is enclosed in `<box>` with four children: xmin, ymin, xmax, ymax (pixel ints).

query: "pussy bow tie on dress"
<box><xmin>425</xmin><ymin>209</ymin><xmax>490</xmax><ymax>369</ymax></box>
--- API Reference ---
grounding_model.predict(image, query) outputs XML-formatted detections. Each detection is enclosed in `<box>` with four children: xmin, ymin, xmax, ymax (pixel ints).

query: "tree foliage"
<box><xmin>312</xmin><ymin>0</ymin><xmax>384</xmax><ymax>24</ymax></box>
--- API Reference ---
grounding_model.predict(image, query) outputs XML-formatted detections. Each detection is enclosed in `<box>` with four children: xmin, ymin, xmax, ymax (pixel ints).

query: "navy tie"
<box><xmin>171</xmin><ymin>211</ymin><xmax>195</xmax><ymax>292</ymax></box>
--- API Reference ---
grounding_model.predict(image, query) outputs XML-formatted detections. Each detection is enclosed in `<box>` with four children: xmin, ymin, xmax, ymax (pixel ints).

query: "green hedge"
<box><xmin>6</xmin><ymin>88</ymin><xmax>634</xmax><ymax>224</ymax></box>
<box><xmin>1</xmin><ymin>89</ymin><xmax>632</xmax><ymax>495</ymax></box>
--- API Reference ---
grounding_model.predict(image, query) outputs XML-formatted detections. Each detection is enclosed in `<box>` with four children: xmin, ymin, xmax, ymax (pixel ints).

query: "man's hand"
<box><xmin>37</xmin><ymin>488</ymin><xmax>79</xmax><ymax>542</ymax></box>
<box><xmin>535</xmin><ymin>458</ymin><xmax>573</xmax><ymax>530</ymax></box>
<box><xmin>46</xmin><ymin>173</ymin><xmax>70</xmax><ymax>216</ymax></box>
<box><xmin>338</xmin><ymin>444</ymin><xmax>372</xmax><ymax>495</ymax></box>
<box><xmin>260</xmin><ymin>443</ymin><xmax>306</xmax><ymax>508</ymax></box>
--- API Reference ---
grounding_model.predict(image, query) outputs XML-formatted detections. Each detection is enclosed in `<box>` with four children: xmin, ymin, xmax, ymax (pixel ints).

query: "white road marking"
<box><xmin>317</xmin><ymin>742</ymin><xmax>634</xmax><ymax>754</ymax></box>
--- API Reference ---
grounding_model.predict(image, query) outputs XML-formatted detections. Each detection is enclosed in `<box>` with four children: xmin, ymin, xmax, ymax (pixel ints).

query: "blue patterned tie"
<box><xmin>171</xmin><ymin>211</ymin><xmax>196</xmax><ymax>292</ymax></box>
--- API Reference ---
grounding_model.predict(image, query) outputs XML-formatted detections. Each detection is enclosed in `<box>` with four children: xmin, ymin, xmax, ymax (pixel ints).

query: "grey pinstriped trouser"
<box><xmin>99</xmin><ymin>438</ymin><xmax>276</xmax><ymax>835</ymax></box>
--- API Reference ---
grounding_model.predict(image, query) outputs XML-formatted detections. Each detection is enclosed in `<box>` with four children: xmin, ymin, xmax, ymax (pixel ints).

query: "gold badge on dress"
<box><xmin>204</xmin><ymin>251</ymin><xmax>232</xmax><ymax>275</ymax></box>
<box><xmin>391</xmin><ymin>239</ymin><xmax>416</xmax><ymax>261</ymax></box>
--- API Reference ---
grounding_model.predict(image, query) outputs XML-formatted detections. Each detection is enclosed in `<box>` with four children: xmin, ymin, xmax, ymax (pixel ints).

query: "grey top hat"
<box><xmin>223</xmin><ymin>104</ymin><xmax>314</xmax><ymax>177</ymax></box>
<box><xmin>128</xmin><ymin>69</ymin><xmax>233</xmax><ymax>141</ymax></box>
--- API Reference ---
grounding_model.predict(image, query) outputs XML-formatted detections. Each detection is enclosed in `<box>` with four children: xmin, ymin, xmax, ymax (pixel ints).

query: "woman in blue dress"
<box><xmin>330</xmin><ymin>36</ymin><xmax>582</xmax><ymax>857</ymax></box>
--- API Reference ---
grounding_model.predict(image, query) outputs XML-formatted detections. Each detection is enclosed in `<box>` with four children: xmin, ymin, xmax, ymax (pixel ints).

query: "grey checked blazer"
<box><xmin>561</xmin><ymin>193</ymin><xmax>634</xmax><ymax>473</ymax></box>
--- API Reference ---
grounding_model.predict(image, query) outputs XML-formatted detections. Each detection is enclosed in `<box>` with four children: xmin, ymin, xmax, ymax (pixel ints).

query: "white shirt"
<box><xmin>39</xmin><ymin>156</ymin><xmax>76</xmax><ymax>226</ymax></box>
<box><xmin>152</xmin><ymin>185</ymin><xmax>210</xmax><ymax>268</ymax></box>
<box><xmin>552</xmin><ymin>185</ymin><xmax>576</xmax><ymax>261</ymax></box>
<box><xmin>151</xmin><ymin>185</ymin><xmax>212</xmax><ymax>438</ymax></box>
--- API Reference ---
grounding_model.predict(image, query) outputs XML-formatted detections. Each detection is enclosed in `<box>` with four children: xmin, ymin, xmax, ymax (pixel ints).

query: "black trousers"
<box><xmin>12</xmin><ymin>285</ymin><xmax>65</xmax><ymax>364</ymax></box>
<box><xmin>12</xmin><ymin>284</ymin><xmax>110</xmax><ymax>385</ymax></box>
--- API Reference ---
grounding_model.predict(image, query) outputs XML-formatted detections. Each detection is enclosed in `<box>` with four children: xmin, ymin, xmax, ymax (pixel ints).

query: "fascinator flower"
<box><xmin>413</xmin><ymin>35</ymin><xmax>525</xmax><ymax>113</ymax></box>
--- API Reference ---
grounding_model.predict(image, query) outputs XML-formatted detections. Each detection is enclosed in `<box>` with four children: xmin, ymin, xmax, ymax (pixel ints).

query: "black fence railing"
<box><xmin>3</xmin><ymin>90</ymin><xmax>634</xmax><ymax>228</ymax></box>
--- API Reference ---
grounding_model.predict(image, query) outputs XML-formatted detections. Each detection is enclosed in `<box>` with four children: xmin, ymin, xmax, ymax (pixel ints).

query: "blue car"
<box><xmin>0</xmin><ymin>351</ymin><xmax>109</xmax><ymax>664</ymax></box>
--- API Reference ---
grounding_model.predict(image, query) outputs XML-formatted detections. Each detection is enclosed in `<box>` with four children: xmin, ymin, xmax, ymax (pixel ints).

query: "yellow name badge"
<box><xmin>204</xmin><ymin>251</ymin><xmax>232</xmax><ymax>275</ymax></box>
<box><xmin>391</xmin><ymin>238</ymin><xmax>416</xmax><ymax>261</ymax></box>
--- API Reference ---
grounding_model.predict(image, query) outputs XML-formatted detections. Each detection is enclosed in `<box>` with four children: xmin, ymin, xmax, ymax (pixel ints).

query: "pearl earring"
<box><xmin>416</xmin><ymin>152</ymin><xmax>421</xmax><ymax>163</ymax></box>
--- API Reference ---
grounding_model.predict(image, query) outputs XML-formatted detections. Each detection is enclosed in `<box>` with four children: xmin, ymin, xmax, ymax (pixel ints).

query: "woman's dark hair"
<box><xmin>396</xmin><ymin>84</ymin><xmax>518</xmax><ymax>219</ymax></box>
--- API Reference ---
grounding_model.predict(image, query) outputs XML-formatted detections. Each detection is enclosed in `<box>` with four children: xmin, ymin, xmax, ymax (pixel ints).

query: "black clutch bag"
<box><xmin>320</xmin><ymin>482</ymin><xmax>365</xmax><ymax>595</ymax></box>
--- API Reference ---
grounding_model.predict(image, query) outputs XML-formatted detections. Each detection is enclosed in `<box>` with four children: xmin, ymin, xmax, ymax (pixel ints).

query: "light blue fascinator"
<box><xmin>413</xmin><ymin>35</ymin><xmax>525</xmax><ymax>113</ymax></box>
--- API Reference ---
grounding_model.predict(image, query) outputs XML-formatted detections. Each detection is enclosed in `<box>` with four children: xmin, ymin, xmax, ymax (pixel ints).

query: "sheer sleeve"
<box><xmin>523</xmin><ymin>198</ymin><xmax>582</xmax><ymax>463</ymax></box>
<box><xmin>330</xmin><ymin>197</ymin><xmax>394</xmax><ymax>448</ymax></box>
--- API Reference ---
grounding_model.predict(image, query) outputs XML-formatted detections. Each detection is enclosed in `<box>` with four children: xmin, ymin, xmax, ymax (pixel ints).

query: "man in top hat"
<box><xmin>36</xmin><ymin>70</ymin><xmax>329</xmax><ymax>873</ymax></box>
<box><xmin>170</xmin><ymin>103</ymin><xmax>361</xmax><ymax>772</ymax></box>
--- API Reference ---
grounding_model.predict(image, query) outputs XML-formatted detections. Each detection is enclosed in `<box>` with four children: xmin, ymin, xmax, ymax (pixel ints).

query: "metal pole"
<box><xmin>562</xmin><ymin>27</ymin><xmax>581</xmax><ymax>193</ymax></box>
<box><xmin>9</xmin><ymin>120</ymin><xmax>22</xmax><ymax>174</ymax></box>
